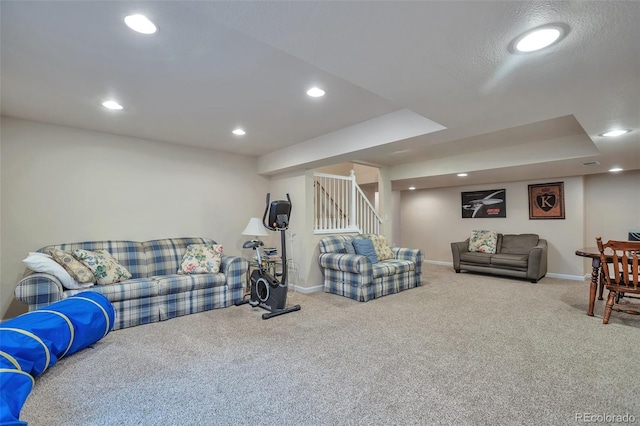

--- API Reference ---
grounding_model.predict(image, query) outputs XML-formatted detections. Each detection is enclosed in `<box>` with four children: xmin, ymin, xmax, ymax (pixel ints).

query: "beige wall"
<box><xmin>398</xmin><ymin>172</ymin><xmax>640</xmax><ymax>279</ymax></box>
<box><xmin>265</xmin><ymin>171</ymin><xmax>326</xmax><ymax>292</ymax></box>
<box><xmin>3</xmin><ymin>117</ymin><xmax>638</xmax><ymax>317</ymax></box>
<box><xmin>1</xmin><ymin>117</ymin><xmax>269</xmax><ymax>318</ymax></box>
<box><xmin>399</xmin><ymin>177</ymin><xmax>586</xmax><ymax>278</ymax></box>
<box><xmin>584</xmin><ymin>170</ymin><xmax>640</xmax><ymax>245</ymax></box>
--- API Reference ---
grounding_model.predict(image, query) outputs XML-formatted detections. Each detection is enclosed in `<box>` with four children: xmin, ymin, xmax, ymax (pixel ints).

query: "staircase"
<box><xmin>313</xmin><ymin>170</ymin><xmax>382</xmax><ymax>235</ymax></box>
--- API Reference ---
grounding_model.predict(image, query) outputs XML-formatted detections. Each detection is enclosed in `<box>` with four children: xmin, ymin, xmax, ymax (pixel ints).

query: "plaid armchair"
<box><xmin>318</xmin><ymin>235</ymin><xmax>423</xmax><ymax>302</ymax></box>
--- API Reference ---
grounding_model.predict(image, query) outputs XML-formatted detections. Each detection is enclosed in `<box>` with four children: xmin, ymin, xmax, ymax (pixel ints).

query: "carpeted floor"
<box><xmin>21</xmin><ymin>265</ymin><xmax>639</xmax><ymax>425</ymax></box>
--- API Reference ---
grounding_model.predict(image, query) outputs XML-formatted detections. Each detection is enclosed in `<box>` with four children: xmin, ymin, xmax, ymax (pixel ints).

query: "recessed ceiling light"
<box><xmin>408</xmin><ymin>186</ymin><xmax>416</xmax><ymax>191</ymax></box>
<box><xmin>232</xmin><ymin>128</ymin><xmax>246</xmax><ymax>136</ymax></box>
<box><xmin>600</xmin><ymin>129</ymin><xmax>631</xmax><ymax>137</ymax></box>
<box><xmin>514</xmin><ymin>25</ymin><xmax>563</xmax><ymax>53</ymax></box>
<box><xmin>307</xmin><ymin>87</ymin><xmax>325</xmax><ymax>98</ymax></box>
<box><xmin>457</xmin><ymin>173</ymin><xmax>468</xmax><ymax>177</ymax></box>
<box><xmin>124</xmin><ymin>14</ymin><xmax>157</xmax><ymax>34</ymax></box>
<box><xmin>102</xmin><ymin>100</ymin><xmax>123</xmax><ymax>110</ymax></box>
<box><xmin>609</xmin><ymin>167</ymin><xmax>623</xmax><ymax>172</ymax></box>
<box><xmin>392</xmin><ymin>150</ymin><xmax>411</xmax><ymax>155</ymax></box>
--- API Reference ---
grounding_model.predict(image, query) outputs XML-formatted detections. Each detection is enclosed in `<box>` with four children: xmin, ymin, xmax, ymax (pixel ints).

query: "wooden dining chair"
<box><xmin>596</xmin><ymin>237</ymin><xmax>640</xmax><ymax>324</ymax></box>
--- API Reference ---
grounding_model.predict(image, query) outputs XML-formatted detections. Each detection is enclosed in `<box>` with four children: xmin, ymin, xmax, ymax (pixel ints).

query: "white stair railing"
<box><xmin>313</xmin><ymin>170</ymin><xmax>382</xmax><ymax>235</ymax></box>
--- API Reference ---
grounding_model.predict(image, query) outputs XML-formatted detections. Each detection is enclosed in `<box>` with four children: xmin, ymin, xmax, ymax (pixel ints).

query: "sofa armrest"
<box><xmin>318</xmin><ymin>253</ymin><xmax>371</xmax><ymax>274</ymax></box>
<box><xmin>526</xmin><ymin>239</ymin><xmax>548</xmax><ymax>282</ymax></box>
<box><xmin>450</xmin><ymin>239</ymin><xmax>469</xmax><ymax>272</ymax></box>
<box><xmin>220</xmin><ymin>255</ymin><xmax>249</xmax><ymax>290</ymax></box>
<box><xmin>14</xmin><ymin>272</ymin><xmax>65</xmax><ymax>309</ymax></box>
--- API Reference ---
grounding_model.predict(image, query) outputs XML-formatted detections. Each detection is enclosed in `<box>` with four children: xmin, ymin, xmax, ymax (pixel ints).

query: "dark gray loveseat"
<box><xmin>451</xmin><ymin>233</ymin><xmax>547</xmax><ymax>283</ymax></box>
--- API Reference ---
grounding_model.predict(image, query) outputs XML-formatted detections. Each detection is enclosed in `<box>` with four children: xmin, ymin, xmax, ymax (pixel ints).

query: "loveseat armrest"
<box><xmin>526</xmin><ymin>239</ymin><xmax>548</xmax><ymax>282</ymax></box>
<box><xmin>392</xmin><ymin>247</ymin><xmax>424</xmax><ymax>277</ymax></box>
<box><xmin>318</xmin><ymin>253</ymin><xmax>371</xmax><ymax>275</ymax></box>
<box><xmin>14</xmin><ymin>272</ymin><xmax>65</xmax><ymax>309</ymax></box>
<box><xmin>450</xmin><ymin>239</ymin><xmax>470</xmax><ymax>272</ymax></box>
<box><xmin>220</xmin><ymin>255</ymin><xmax>249</xmax><ymax>290</ymax></box>
<box><xmin>392</xmin><ymin>247</ymin><xmax>424</xmax><ymax>263</ymax></box>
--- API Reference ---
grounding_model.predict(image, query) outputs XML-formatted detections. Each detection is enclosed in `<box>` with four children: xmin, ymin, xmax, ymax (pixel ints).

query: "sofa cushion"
<box><xmin>64</xmin><ymin>278</ymin><xmax>159</xmax><ymax>302</ymax></box>
<box><xmin>490</xmin><ymin>253</ymin><xmax>529</xmax><ymax>268</ymax></box>
<box><xmin>468</xmin><ymin>230</ymin><xmax>498</xmax><ymax>254</ymax></box>
<box><xmin>460</xmin><ymin>251</ymin><xmax>493</xmax><ymax>265</ymax></box>
<box><xmin>143</xmin><ymin>238</ymin><xmax>216</xmax><ymax>277</ymax></box>
<box><xmin>353</xmin><ymin>238</ymin><xmax>379</xmax><ymax>264</ymax></box>
<box><xmin>177</xmin><ymin>244</ymin><xmax>223</xmax><ymax>274</ymax></box>
<box><xmin>382</xmin><ymin>259</ymin><xmax>415</xmax><ymax>274</ymax></box>
<box><xmin>72</xmin><ymin>249</ymin><xmax>133</xmax><ymax>285</ymax></box>
<box><xmin>155</xmin><ymin>273</ymin><xmax>227</xmax><ymax>295</ymax></box>
<box><xmin>501</xmin><ymin>234</ymin><xmax>539</xmax><ymax>254</ymax></box>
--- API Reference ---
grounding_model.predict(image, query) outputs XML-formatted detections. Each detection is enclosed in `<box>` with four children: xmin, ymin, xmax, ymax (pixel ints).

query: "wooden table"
<box><xmin>575</xmin><ymin>247</ymin><xmax>613</xmax><ymax>316</ymax></box>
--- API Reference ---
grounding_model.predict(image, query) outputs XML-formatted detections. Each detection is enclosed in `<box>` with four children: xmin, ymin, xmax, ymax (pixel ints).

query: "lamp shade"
<box><xmin>242</xmin><ymin>217</ymin><xmax>269</xmax><ymax>237</ymax></box>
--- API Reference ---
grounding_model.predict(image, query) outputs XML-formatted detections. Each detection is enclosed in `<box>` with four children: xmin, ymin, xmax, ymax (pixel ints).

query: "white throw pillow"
<box><xmin>22</xmin><ymin>252</ymin><xmax>93</xmax><ymax>290</ymax></box>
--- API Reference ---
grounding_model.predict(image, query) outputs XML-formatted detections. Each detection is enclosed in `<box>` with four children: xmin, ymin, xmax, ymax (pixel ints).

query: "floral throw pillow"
<box><xmin>468</xmin><ymin>230</ymin><xmax>498</xmax><ymax>254</ymax></box>
<box><xmin>72</xmin><ymin>249</ymin><xmax>132</xmax><ymax>285</ymax></box>
<box><xmin>366</xmin><ymin>234</ymin><xmax>395</xmax><ymax>261</ymax></box>
<box><xmin>178</xmin><ymin>244</ymin><xmax>223</xmax><ymax>275</ymax></box>
<box><xmin>48</xmin><ymin>248</ymin><xmax>96</xmax><ymax>284</ymax></box>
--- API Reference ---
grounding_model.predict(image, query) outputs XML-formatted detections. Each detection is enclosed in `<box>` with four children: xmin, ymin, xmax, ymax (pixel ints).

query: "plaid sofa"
<box><xmin>318</xmin><ymin>235</ymin><xmax>424</xmax><ymax>302</ymax></box>
<box><xmin>14</xmin><ymin>237</ymin><xmax>248</xmax><ymax>330</ymax></box>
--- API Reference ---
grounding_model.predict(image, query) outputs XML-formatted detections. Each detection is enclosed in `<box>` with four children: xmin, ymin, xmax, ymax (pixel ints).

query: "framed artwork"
<box><xmin>461</xmin><ymin>189</ymin><xmax>506</xmax><ymax>218</ymax></box>
<box><xmin>528</xmin><ymin>182</ymin><xmax>565</xmax><ymax>219</ymax></box>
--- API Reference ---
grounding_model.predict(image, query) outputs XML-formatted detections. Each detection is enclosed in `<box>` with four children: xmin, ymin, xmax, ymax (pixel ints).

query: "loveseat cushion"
<box><xmin>460</xmin><ymin>251</ymin><xmax>492</xmax><ymax>265</ymax></box>
<box><xmin>318</xmin><ymin>235</ymin><xmax>365</xmax><ymax>254</ymax></box>
<box><xmin>155</xmin><ymin>273</ymin><xmax>227</xmax><ymax>296</ymax></box>
<box><xmin>64</xmin><ymin>278</ymin><xmax>158</xmax><ymax>302</ymax></box>
<box><xmin>382</xmin><ymin>259</ymin><xmax>415</xmax><ymax>274</ymax></box>
<box><xmin>490</xmin><ymin>253</ymin><xmax>529</xmax><ymax>268</ymax></box>
<box><xmin>372</xmin><ymin>263</ymin><xmax>396</xmax><ymax>278</ymax></box>
<box><xmin>501</xmin><ymin>234</ymin><xmax>539</xmax><ymax>254</ymax></box>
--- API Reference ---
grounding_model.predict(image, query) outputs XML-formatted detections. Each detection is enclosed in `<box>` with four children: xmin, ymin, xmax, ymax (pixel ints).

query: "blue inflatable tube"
<box><xmin>0</xmin><ymin>292</ymin><xmax>114</xmax><ymax>425</ymax></box>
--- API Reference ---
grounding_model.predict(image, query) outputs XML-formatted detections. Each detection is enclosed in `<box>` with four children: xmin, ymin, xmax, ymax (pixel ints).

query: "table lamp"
<box><xmin>242</xmin><ymin>217</ymin><xmax>269</xmax><ymax>242</ymax></box>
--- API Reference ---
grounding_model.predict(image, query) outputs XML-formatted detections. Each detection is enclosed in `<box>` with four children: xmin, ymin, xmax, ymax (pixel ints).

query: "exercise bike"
<box><xmin>236</xmin><ymin>193</ymin><xmax>301</xmax><ymax>319</ymax></box>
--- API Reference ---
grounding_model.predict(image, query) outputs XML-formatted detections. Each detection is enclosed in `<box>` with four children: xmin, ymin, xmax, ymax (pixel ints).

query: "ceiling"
<box><xmin>1</xmin><ymin>1</ymin><xmax>638</xmax><ymax>190</ymax></box>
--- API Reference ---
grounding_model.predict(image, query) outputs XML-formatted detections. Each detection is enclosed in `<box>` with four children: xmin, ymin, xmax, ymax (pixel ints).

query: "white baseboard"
<box><xmin>424</xmin><ymin>260</ymin><xmax>452</xmax><ymax>266</ymax></box>
<box><xmin>423</xmin><ymin>259</ymin><xmax>585</xmax><ymax>281</ymax></box>
<box><xmin>546</xmin><ymin>273</ymin><xmax>585</xmax><ymax>281</ymax></box>
<box><xmin>289</xmin><ymin>284</ymin><xmax>324</xmax><ymax>294</ymax></box>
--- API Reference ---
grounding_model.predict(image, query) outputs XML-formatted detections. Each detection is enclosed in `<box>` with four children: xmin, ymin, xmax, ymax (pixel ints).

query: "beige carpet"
<box><xmin>21</xmin><ymin>265</ymin><xmax>639</xmax><ymax>425</ymax></box>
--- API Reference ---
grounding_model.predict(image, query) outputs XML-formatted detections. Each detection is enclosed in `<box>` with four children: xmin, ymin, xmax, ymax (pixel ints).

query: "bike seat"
<box><xmin>243</xmin><ymin>240</ymin><xmax>264</xmax><ymax>249</ymax></box>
